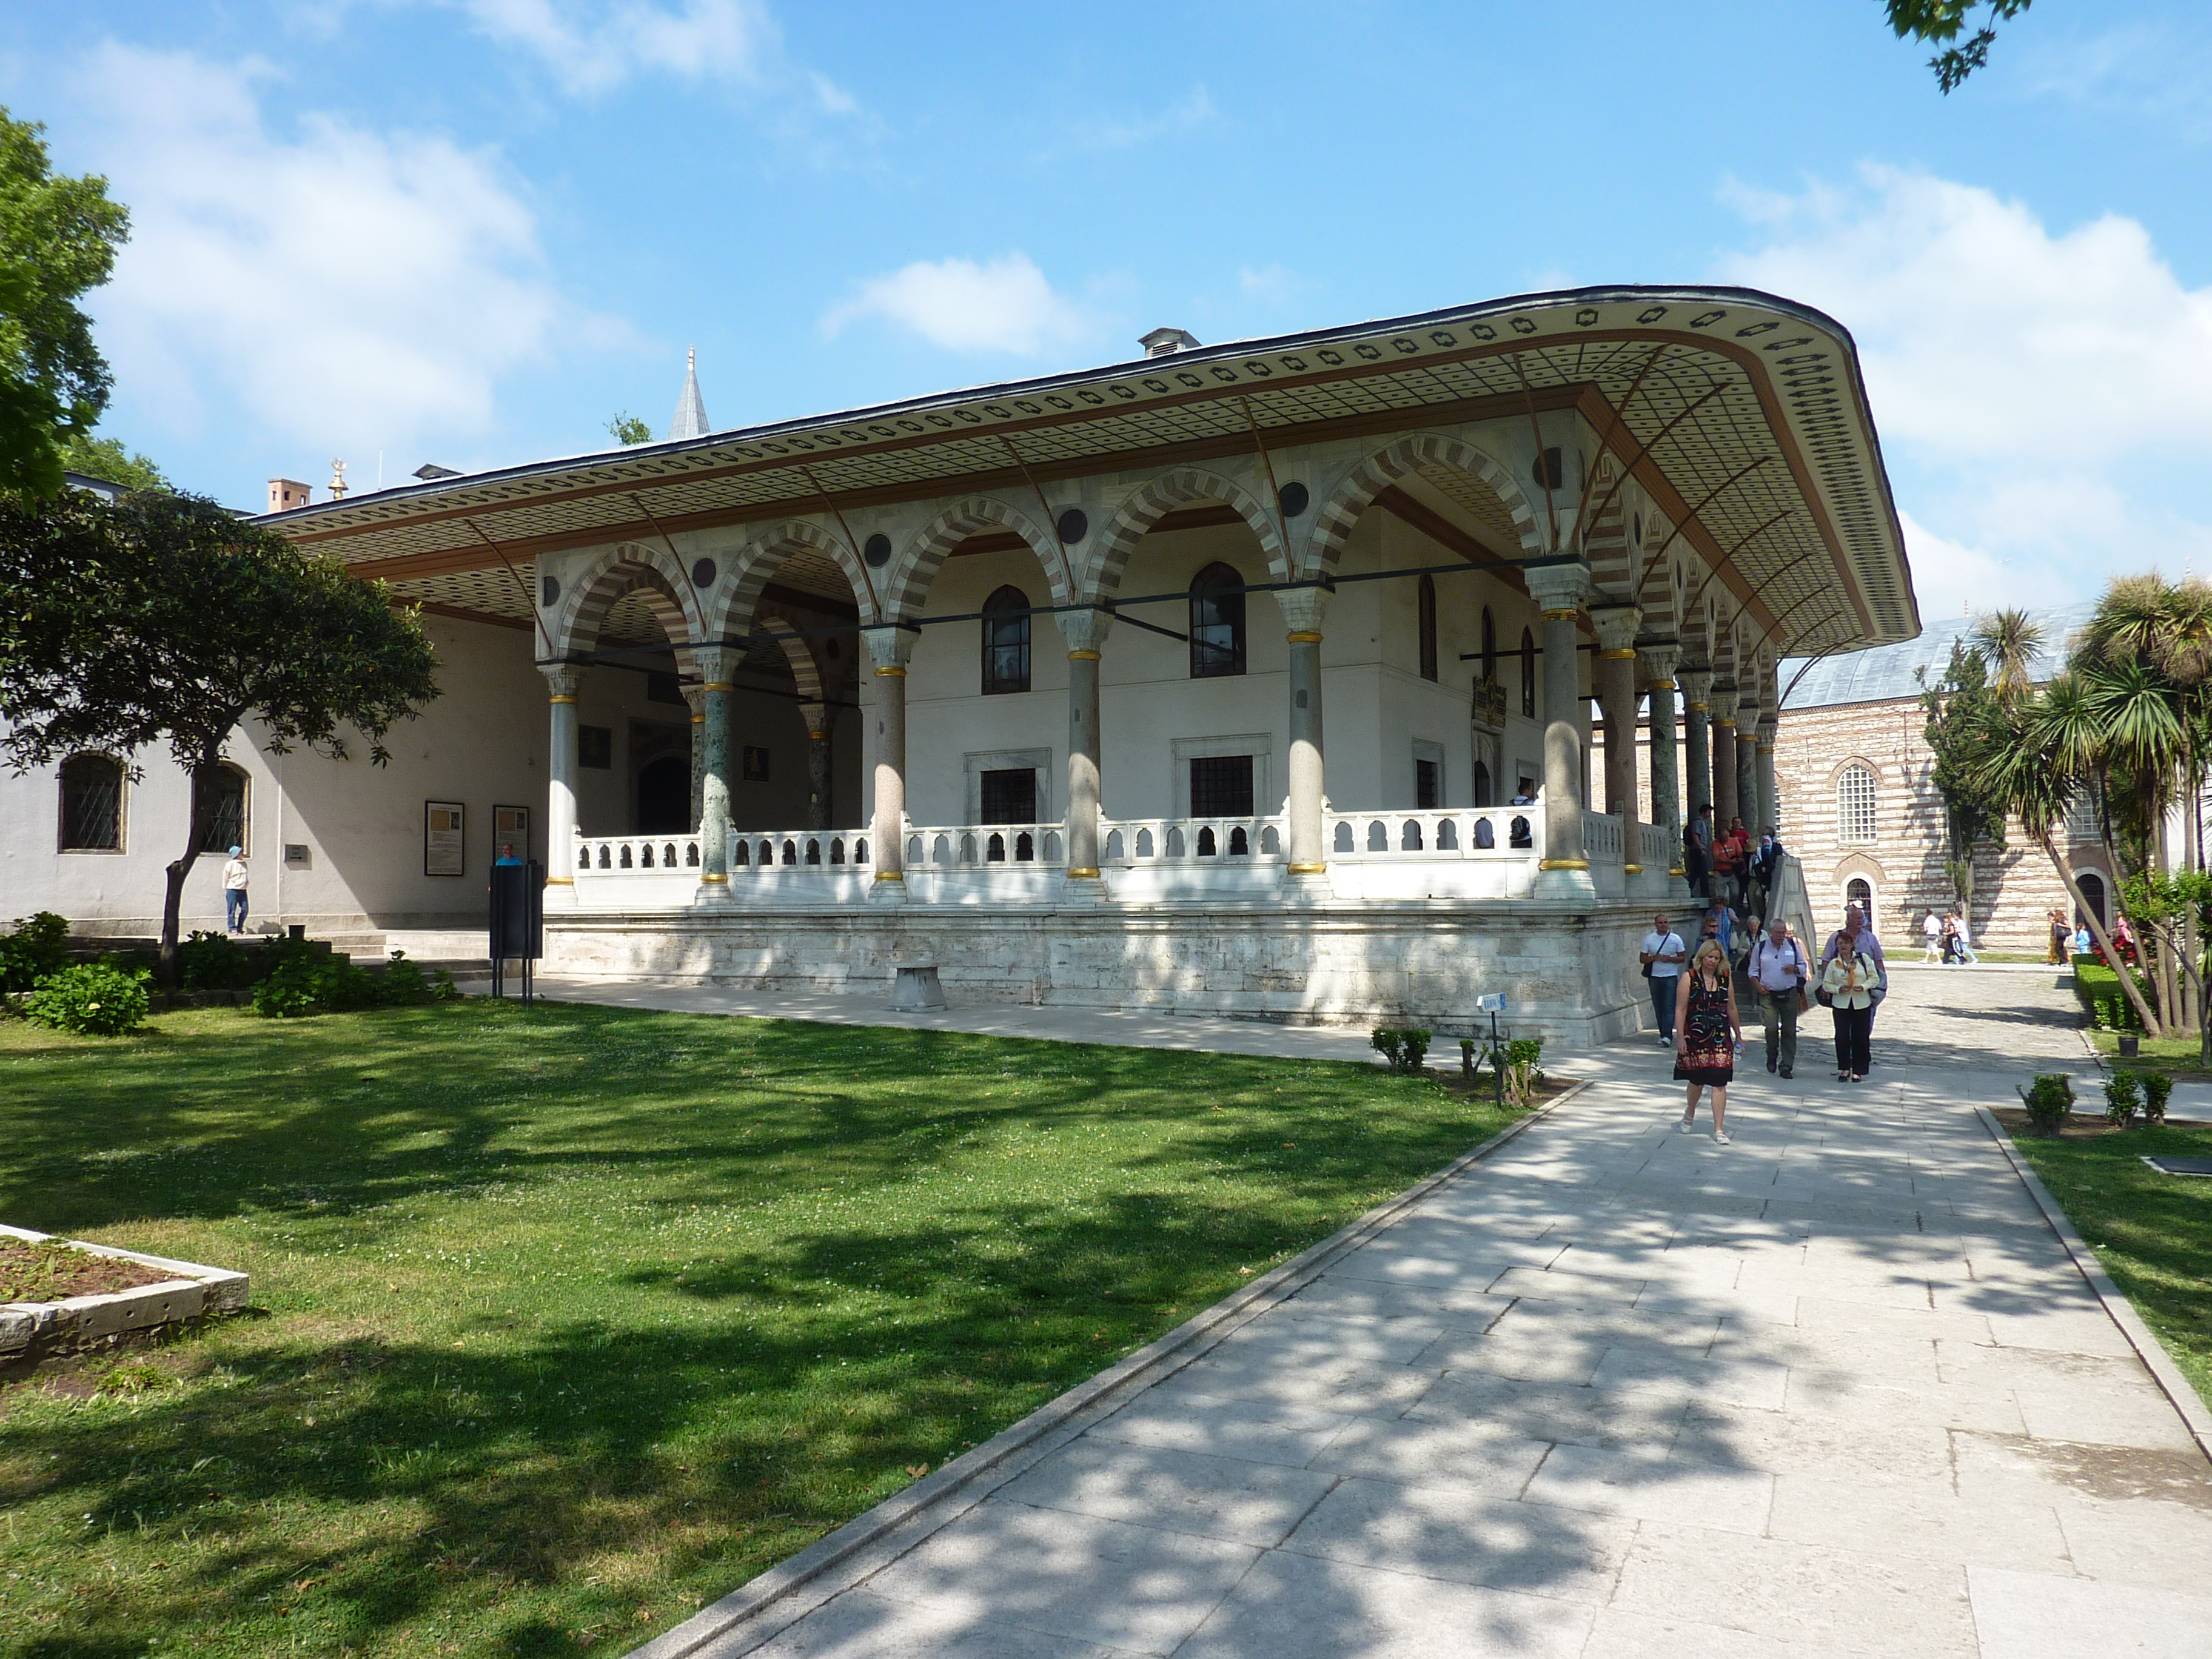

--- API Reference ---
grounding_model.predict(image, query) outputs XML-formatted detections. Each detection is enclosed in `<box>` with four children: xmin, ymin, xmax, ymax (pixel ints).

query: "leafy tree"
<box><xmin>0</xmin><ymin>491</ymin><xmax>440</xmax><ymax>980</ymax></box>
<box><xmin>1918</xmin><ymin>640</ymin><xmax>2009</xmax><ymax>916</ymax></box>
<box><xmin>1886</xmin><ymin>1</ymin><xmax>2037</xmax><ymax>93</ymax></box>
<box><xmin>58</xmin><ymin>431</ymin><xmax>166</xmax><ymax>492</ymax></box>
<box><xmin>606</xmin><ymin>411</ymin><xmax>652</xmax><ymax>445</ymax></box>
<box><xmin>0</xmin><ymin>109</ymin><xmax>130</xmax><ymax>497</ymax></box>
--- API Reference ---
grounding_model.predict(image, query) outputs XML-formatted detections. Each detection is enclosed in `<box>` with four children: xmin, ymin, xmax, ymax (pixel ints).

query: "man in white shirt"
<box><xmin>1749</xmin><ymin>916</ymin><xmax>1810</xmax><ymax>1078</ymax></box>
<box><xmin>223</xmin><ymin>846</ymin><xmax>250</xmax><ymax>934</ymax></box>
<box><xmin>1951</xmin><ymin>909</ymin><xmax>1979</xmax><ymax>965</ymax></box>
<box><xmin>1639</xmin><ymin>913</ymin><xmax>1687</xmax><ymax>1045</ymax></box>
<box><xmin>1922</xmin><ymin>909</ymin><xmax>1942</xmax><ymax>962</ymax></box>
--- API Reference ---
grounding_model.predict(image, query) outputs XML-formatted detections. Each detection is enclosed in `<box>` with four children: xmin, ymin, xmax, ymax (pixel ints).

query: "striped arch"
<box><xmin>754</xmin><ymin>614</ymin><xmax>826</xmax><ymax>702</ymax></box>
<box><xmin>1580</xmin><ymin>454</ymin><xmax>1637</xmax><ymax>605</ymax></box>
<box><xmin>551</xmin><ymin>541</ymin><xmax>705</xmax><ymax>671</ymax></box>
<box><xmin>712</xmin><ymin>519</ymin><xmax>877</xmax><ymax>638</ymax></box>
<box><xmin>1303</xmin><ymin>432</ymin><xmax>1546</xmax><ymax>580</ymax></box>
<box><xmin>880</xmin><ymin>497</ymin><xmax>1074</xmax><ymax>620</ymax></box>
<box><xmin>1634</xmin><ymin>514</ymin><xmax>1683</xmax><ymax>636</ymax></box>
<box><xmin>1085</xmin><ymin>467</ymin><xmax>1289</xmax><ymax>596</ymax></box>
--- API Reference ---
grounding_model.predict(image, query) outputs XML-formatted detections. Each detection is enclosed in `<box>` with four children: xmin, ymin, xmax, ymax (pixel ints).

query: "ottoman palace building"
<box><xmin>7</xmin><ymin>287</ymin><xmax>1917</xmax><ymax>1044</ymax></box>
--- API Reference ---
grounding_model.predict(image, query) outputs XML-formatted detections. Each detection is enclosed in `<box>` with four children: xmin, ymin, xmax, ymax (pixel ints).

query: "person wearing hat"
<box><xmin>223</xmin><ymin>846</ymin><xmax>250</xmax><ymax>934</ymax></box>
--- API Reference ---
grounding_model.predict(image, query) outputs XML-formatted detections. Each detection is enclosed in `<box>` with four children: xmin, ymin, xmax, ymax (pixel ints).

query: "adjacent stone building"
<box><xmin>1775</xmin><ymin>603</ymin><xmax>2108</xmax><ymax>951</ymax></box>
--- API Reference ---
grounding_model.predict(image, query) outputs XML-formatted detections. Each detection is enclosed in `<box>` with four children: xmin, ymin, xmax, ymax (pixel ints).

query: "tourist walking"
<box><xmin>1748</xmin><ymin>917</ymin><xmax>1809</xmax><ymax>1079</ymax></box>
<box><xmin>1749</xmin><ymin>830</ymin><xmax>1783</xmax><ymax>923</ymax></box>
<box><xmin>222</xmin><ymin>846</ymin><xmax>250</xmax><ymax>935</ymax></box>
<box><xmin>1684</xmin><ymin>804</ymin><xmax>1714</xmax><ymax>899</ymax></box>
<box><xmin>1820</xmin><ymin>904</ymin><xmax>1886</xmax><ymax>971</ymax></box>
<box><xmin>1674</xmin><ymin>939</ymin><xmax>1741</xmax><ymax>1142</ymax></box>
<box><xmin>1922</xmin><ymin>908</ymin><xmax>1943</xmax><ymax>963</ymax></box>
<box><xmin>1712</xmin><ymin>821</ymin><xmax>1744</xmax><ymax>907</ymax></box>
<box><xmin>1817</xmin><ymin>936</ymin><xmax>1883</xmax><ymax>1081</ymax></box>
<box><xmin>1639</xmin><ymin>913</ymin><xmax>1688</xmax><ymax>1045</ymax></box>
<box><xmin>1951</xmin><ymin>908</ymin><xmax>1979</xmax><ymax>965</ymax></box>
<box><xmin>2048</xmin><ymin>910</ymin><xmax>2070</xmax><ymax>965</ymax></box>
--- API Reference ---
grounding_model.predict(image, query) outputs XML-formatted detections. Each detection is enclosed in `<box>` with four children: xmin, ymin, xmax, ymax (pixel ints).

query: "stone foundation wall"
<box><xmin>545</xmin><ymin>899</ymin><xmax>1660</xmax><ymax>1048</ymax></box>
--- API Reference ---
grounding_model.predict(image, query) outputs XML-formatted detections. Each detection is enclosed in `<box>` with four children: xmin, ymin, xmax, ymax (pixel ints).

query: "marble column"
<box><xmin>1057</xmin><ymin>607</ymin><xmax>1113</xmax><ymax>891</ymax></box>
<box><xmin>1757</xmin><ymin>714</ymin><xmax>1779</xmax><ymax>835</ymax></box>
<box><xmin>541</xmin><ymin>665</ymin><xmax>584</xmax><ymax>907</ymax></box>
<box><xmin>1277</xmin><ymin>586</ymin><xmax>1334</xmax><ymax>889</ymax></box>
<box><xmin>1590</xmin><ymin>606</ymin><xmax>1641</xmax><ymax>825</ymax></box>
<box><xmin>1524</xmin><ymin>562</ymin><xmax>1596</xmax><ymax>900</ymax></box>
<box><xmin>1736</xmin><ymin>685</ymin><xmax>1762</xmax><ymax>834</ymax></box>
<box><xmin>800</xmin><ymin>701</ymin><xmax>832</xmax><ymax>831</ymax></box>
<box><xmin>1712</xmin><ymin>694</ymin><xmax>1740</xmax><ymax>827</ymax></box>
<box><xmin>1680</xmin><ymin>667</ymin><xmax>1714</xmax><ymax>834</ymax></box>
<box><xmin>1639</xmin><ymin>642</ymin><xmax>1683</xmax><ymax>890</ymax></box>
<box><xmin>681</xmin><ymin>683</ymin><xmax>707</xmax><ymax>829</ymax></box>
<box><xmin>864</xmin><ymin>626</ymin><xmax>914</xmax><ymax>896</ymax></box>
<box><xmin>695</xmin><ymin>646</ymin><xmax>737</xmax><ymax>898</ymax></box>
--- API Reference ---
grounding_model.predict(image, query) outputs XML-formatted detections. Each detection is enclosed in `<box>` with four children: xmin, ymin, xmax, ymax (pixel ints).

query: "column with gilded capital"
<box><xmin>1757</xmin><ymin>716</ymin><xmax>1778</xmax><ymax>834</ymax></box>
<box><xmin>1524</xmin><ymin>562</ymin><xmax>1595</xmax><ymax>899</ymax></box>
<box><xmin>1058</xmin><ymin>607</ymin><xmax>1113</xmax><ymax>890</ymax></box>
<box><xmin>694</xmin><ymin>646</ymin><xmax>738</xmax><ymax>896</ymax></box>
<box><xmin>864</xmin><ymin>626</ymin><xmax>914</xmax><ymax>894</ymax></box>
<box><xmin>1735</xmin><ymin>685</ymin><xmax>1762</xmax><ymax>834</ymax></box>
<box><xmin>1639</xmin><ymin>643</ymin><xmax>1683</xmax><ymax>890</ymax></box>
<box><xmin>1277</xmin><ymin>586</ymin><xmax>1332</xmax><ymax>887</ymax></box>
<box><xmin>541</xmin><ymin>665</ymin><xmax>585</xmax><ymax>904</ymax></box>
<box><xmin>1680</xmin><ymin>667</ymin><xmax>1714</xmax><ymax>833</ymax></box>
<box><xmin>1590</xmin><ymin>606</ymin><xmax>1641</xmax><ymax>823</ymax></box>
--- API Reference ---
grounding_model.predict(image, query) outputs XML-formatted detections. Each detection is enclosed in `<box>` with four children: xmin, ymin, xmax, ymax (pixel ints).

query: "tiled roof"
<box><xmin>1781</xmin><ymin>601</ymin><xmax>2097</xmax><ymax>710</ymax></box>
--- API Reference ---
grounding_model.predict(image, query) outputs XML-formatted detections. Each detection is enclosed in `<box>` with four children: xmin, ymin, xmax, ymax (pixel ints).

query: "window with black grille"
<box><xmin>192</xmin><ymin>764</ymin><xmax>249</xmax><ymax>854</ymax></box>
<box><xmin>1189</xmin><ymin>563</ymin><xmax>1246</xmax><ymax>678</ymax></box>
<box><xmin>59</xmin><ymin>754</ymin><xmax>122</xmax><ymax>851</ymax></box>
<box><xmin>979</xmin><ymin>768</ymin><xmax>1037</xmax><ymax>823</ymax></box>
<box><xmin>1190</xmin><ymin>754</ymin><xmax>1254</xmax><ymax>817</ymax></box>
<box><xmin>982</xmin><ymin>586</ymin><xmax>1031</xmax><ymax>694</ymax></box>
<box><xmin>1416</xmin><ymin>758</ymin><xmax>1440</xmax><ymax>809</ymax></box>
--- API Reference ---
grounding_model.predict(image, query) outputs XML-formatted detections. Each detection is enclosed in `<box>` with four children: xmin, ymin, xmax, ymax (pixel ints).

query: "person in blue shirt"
<box><xmin>494</xmin><ymin>843</ymin><xmax>523</xmax><ymax>866</ymax></box>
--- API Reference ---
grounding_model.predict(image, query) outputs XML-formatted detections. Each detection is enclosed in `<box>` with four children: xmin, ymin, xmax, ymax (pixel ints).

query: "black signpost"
<box><xmin>489</xmin><ymin>860</ymin><xmax>544</xmax><ymax>1004</ymax></box>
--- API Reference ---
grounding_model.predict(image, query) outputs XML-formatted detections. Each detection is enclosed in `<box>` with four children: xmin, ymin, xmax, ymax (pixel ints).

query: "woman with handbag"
<box><xmin>1674</xmin><ymin>939</ymin><xmax>1742</xmax><ymax>1143</ymax></box>
<box><xmin>1817</xmin><ymin>935</ymin><xmax>1884</xmax><ymax>1082</ymax></box>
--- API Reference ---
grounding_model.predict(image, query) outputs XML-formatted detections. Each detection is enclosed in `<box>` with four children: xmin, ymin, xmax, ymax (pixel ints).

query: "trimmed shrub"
<box><xmin>1498</xmin><ymin>1037</ymin><xmax>1545</xmax><ymax>1110</ymax></box>
<box><xmin>2142</xmin><ymin>1071</ymin><xmax>2174</xmax><ymax>1126</ymax></box>
<box><xmin>2102</xmin><ymin>1071</ymin><xmax>2141</xmax><ymax>1128</ymax></box>
<box><xmin>378</xmin><ymin>951</ymin><xmax>457</xmax><ymax>1006</ymax></box>
<box><xmin>21</xmin><ymin>960</ymin><xmax>152</xmax><ymax>1036</ymax></box>
<box><xmin>2017</xmin><ymin>1073</ymin><xmax>2074</xmax><ymax>1138</ymax></box>
<box><xmin>2071</xmin><ymin>957</ymin><xmax>2149</xmax><ymax>1031</ymax></box>
<box><xmin>1370</xmin><ymin>1028</ymin><xmax>1433</xmax><ymax>1074</ymax></box>
<box><xmin>178</xmin><ymin>929</ymin><xmax>253</xmax><ymax>991</ymax></box>
<box><xmin>0</xmin><ymin>911</ymin><xmax>71</xmax><ymax>993</ymax></box>
<box><xmin>250</xmin><ymin>951</ymin><xmax>379</xmax><ymax>1018</ymax></box>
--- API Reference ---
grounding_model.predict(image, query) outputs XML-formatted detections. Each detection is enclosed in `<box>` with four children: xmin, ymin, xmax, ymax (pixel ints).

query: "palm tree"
<box><xmin>1970</xmin><ymin>608</ymin><xmax>2045</xmax><ymax>702</ymax></box>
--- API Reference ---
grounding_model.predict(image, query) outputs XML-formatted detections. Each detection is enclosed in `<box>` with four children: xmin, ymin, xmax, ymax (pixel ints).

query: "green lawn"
<box><xmin>0</xmin><ymin>1000</ymin><xmax>1518</xmax><ymax>1658</ymax></box>
<box><xmin>2003</xmin><ymin>1119</ymin><xmax>2212</xmax><ymax>1410</ymax></box>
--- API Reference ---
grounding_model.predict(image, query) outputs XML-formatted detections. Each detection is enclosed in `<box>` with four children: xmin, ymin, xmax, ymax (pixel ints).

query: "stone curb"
<box><xmin>0</xmin><ymin>1223</ymin><xmax>250</xmax><ymax>1362</ymax></box>
<box><xmin>624</xmin><ymin>1080</ymin><xmax>1591</xmax><ymax>1659</ymax></box>
<box><xmin>1970</xmin><ymin>1105</ymin><xmax>2212</xmax><ymax>1466</ymax></box>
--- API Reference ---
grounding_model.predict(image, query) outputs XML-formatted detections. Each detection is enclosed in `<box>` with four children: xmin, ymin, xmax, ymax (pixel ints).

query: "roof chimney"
<box><xmin>1140</xmin><ymin>327</ymin><xmax>1200</xmax><ymax>358</ymax></box>
<box><xmin>268</xmin><ymin>478</ymin><xmax>313</xmax><ymax>512</ymax></box>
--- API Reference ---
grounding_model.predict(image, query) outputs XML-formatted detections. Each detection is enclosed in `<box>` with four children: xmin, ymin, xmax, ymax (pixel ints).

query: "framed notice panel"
<box><xmin>494</xmin><ymin>804</ymin><xmax>529</xmax><ymax>857</ymax></box>
<box><xmin>424</xmin><ymin>801</ymin><xmax>466</xmax><ymax>877</ymax></box>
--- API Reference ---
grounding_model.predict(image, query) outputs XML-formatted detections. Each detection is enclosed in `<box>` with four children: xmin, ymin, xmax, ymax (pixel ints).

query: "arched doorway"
<box><xmin>637</xmin><ymin>756</ymin><xmax>691</xmax><ymax>834</ymax></box>
<box><xmin>1844</xmin><ymin>876</ymin><xmax>1873</xmax><ymax>921</ymax></box>
<box><xmin>2076</xmin><ymin>871</ymin><xmax>2107</xmax><ymax>927</ymax></box>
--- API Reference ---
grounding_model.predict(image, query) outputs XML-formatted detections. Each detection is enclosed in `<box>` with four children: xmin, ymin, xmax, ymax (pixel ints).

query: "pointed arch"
<box><xmin>712</xmin><ymin>518</ymin><xmax>879</xmax><ymax>639</ymax></box>
<box><xmin>752</xmin><ymin>614</ymin><xmax>826</xmax><ymax>701</ymax></box>
<box><xmin>1304</xmin><ymin>432</ymin><xmax>1544</xmax><ymax>580</ymax></box>
<box><xmin>881</xmin><ymin>497</ymin><xmax>1073</xmax><ymax>620</ymax></box>
<box><xmin>551</xmin><ymin>541</ymin><xmax>706</xmax><ymax>671</ymax></box>
<box><xmin>1087</xmin><ymin>466</ymin><xmax>1290</xmax><ymax>598</ymax></box>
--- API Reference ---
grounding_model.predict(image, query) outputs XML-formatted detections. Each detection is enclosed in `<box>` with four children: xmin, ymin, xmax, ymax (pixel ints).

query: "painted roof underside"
<box><xmin>1782</xmin><ymin>601</ymin><xmax>2095</xmax><ymax>710</ymax></box>
<box><xmin>262</xmin><ymin>285</ymin><xmax>1917</xmax><ymax>659</ymax></box>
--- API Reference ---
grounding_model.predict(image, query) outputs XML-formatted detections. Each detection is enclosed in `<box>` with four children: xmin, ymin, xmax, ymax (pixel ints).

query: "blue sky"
<box><xmin>9</xmin><ymin>0</ymin><xmax>2212</xmax><ymax>621</ymax></box>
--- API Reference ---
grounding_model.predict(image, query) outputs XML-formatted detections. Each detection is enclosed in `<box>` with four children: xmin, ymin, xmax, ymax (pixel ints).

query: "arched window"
<box><xmin>1836</xmin><ymin>762</ymin><xmax>1877</xmax><ymax>844</ymax></box>
<box><xmin>1480</xmin><ymin>606</ymin><xmax>1496</xmax><ymax>684</ymax></box>
<box><xmin>1190</xmin><ymin>562</ymin><xmax>1246</xmax><ymax>678</ymax></box>
<box><xmin>1472</xmin><ymin>760</ymin><xmax>1493</xmax><ymax>808</ymax></box>
<box><xmin>1520</xmin><ymin>627</ymin><xmax>1537</xmax><ymax>717</ymax></box>
<box><xmin>1845</xmin><ymin>876</ymin><xmax>1873</xmax><ymax>914</ymax></box>
<box><xmin>981</xmin><ymin>585</ymin><xmax>1031</xmax><ymax>695</ymax></box>
<box><xmin>2076</xmin><ymin>872</ymin><xmax>2107</xmax><ymax>926</ymax></box>
<box><xmin>193</xmin><ymin>762</ymin><xmax>249</xmax><ymax>854</ymax></box>
<box><xmin>1417</xmin><ymin>575</ymin><xmax>1438</xmax><ymax>682</ymax></box>
<box><xmin>59</xmin><ymin>754</ymin><xmax>123</xmax><ymax>851</ymax></box>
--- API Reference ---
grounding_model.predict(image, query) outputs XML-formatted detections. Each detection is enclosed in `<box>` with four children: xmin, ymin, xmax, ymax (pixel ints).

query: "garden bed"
<box><xmin>0</xmin><ymin>1222</ymin><xmax>249</xmax><ymax>1366</ymax></box>
<box><xmin>1</xmin><ymin>1235</ymin><xmax>178</xmax><ymax>1301</ymax></box>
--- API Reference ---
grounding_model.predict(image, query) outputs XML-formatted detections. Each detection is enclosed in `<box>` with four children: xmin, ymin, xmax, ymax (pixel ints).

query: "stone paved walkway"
<box><xmin>617</xmin><ymin>968</ymin><xmax>2212</xmax><ymax>1658</ymax></box>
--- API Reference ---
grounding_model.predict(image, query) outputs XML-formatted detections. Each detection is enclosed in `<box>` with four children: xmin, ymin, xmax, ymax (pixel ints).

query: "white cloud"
<box><xmin>75</xmin><ymin>44</ymin><xmax>619</xmax><ymax>464</ymax></box>
<box><xmin>822</xmin><ymin>254</ymin><xmax>1101</xmax><ymax>357</ymax></box>
<box><xmin>1717</xmin><ymin>166</ymin><xmax>2212</xmax><ymax>605</ymax></box>
<box><xmin>1071</xmin><ymin>86</ymin><xmax>1217</xmax><ymax>152</ymax></box>
<box><xmin>453</xmin><ymin>0</ymin><xmax>776</xmax><ymax>94</ymax></box>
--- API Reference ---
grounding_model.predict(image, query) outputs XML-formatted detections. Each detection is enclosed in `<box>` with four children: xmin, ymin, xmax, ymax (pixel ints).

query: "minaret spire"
<box><xmin>669</xmin><ymin>346</ymin><xmax>709</xmax><ymax>441</ymax></box>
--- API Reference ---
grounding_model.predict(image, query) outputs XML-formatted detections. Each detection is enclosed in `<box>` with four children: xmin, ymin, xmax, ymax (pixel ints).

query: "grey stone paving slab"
<box><xmin>643</xmin><ymin>956</ymin><xmax>2212</xmax><ymax>1659</ymax></box>
<box><xmin>1967</xmin><ymin>1564</ymin><xmax>2212</xmax><ymax>1658</ymax></box>
<box><xmin>1174</xmin><ymin>1550</ymin><xmax>1595</xmax><ymax>1659</ymax></box>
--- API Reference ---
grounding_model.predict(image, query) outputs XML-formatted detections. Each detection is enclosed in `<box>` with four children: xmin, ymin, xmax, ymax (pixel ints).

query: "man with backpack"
<box><xmin>1748</xmin><ymin>915</ymin><xmax>1810</xmax><ymax>1079</ymax></box>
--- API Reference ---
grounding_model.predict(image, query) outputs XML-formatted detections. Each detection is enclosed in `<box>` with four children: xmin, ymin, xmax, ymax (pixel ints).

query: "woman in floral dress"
<box><xmin>1673</xmin><ymin>939</ymin><xmax>1741</xmax><ymax>1144</ymax></box>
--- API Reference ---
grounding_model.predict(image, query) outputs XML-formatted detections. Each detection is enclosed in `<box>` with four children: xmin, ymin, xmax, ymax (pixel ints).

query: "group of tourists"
<box><xmin>1638</xmin><ymin>901</ymin><xmax>1889</xmax><ymax>1143</ymax></box>
<box><xmin>1680</xmin><ymin>806</ymin><xmax>1785</xmax><ymax>918</ymax></box>
<box><xmin>1919</xmin><ymin>907</ymin><xmax>1979</xmax><ymax>965</ymax></box>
